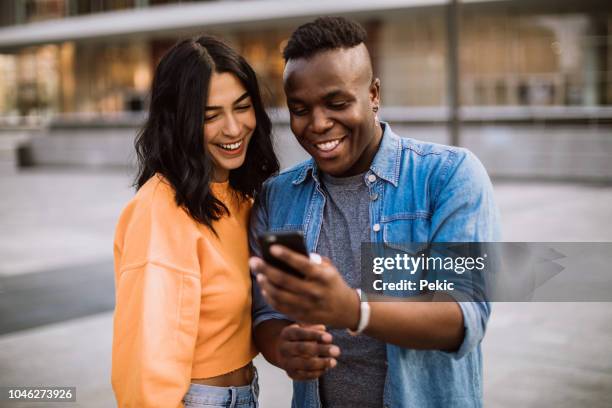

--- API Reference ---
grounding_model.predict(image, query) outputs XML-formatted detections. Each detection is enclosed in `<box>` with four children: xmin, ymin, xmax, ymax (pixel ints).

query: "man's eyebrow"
<box><xmin>287</xmin><ymin>91</ymin><xmax>348</xmax><ymax>105</ymax></box>
<box><xmin>322</xmin><ymin>90</ymin><xmax>346</xmax><ymax>100</ymax></box>
<box><xmin>205</xmin><ymin>92</ymin><xmax>250</xmax><ymax>110</ymax></box>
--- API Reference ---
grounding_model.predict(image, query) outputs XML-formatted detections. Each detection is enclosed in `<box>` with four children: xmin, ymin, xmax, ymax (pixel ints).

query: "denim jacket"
<box><xmin>250</xmin><ymin>123</ymin><xmax>500</xmax><ymax>408</ymax></box>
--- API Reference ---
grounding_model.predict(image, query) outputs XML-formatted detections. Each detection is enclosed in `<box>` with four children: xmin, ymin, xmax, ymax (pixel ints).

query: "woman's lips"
<box><xmin>215</xmin><ymin>138</ymin><xmax>245</xmax><ymax>156</ymax></box>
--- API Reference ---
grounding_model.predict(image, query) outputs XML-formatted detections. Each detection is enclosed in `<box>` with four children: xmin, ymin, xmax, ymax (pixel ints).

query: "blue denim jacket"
<box><xmin>250</xmin><ymin>123</ymin><xmax>500</xmax><ymax>408</ymax></box>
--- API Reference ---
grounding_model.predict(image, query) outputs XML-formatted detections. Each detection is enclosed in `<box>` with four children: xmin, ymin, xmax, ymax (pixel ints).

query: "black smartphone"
<box><xmin>258</xmin><ymin>231</ymin><xmax>309</xmax><ymax>278</ymax></box>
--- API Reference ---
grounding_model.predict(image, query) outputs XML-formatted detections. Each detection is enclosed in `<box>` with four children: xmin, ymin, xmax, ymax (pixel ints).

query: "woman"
<box><xmin>112</xmin><ymin>35</ymin><xmax>279</xmax><ymax>408</ymax></box>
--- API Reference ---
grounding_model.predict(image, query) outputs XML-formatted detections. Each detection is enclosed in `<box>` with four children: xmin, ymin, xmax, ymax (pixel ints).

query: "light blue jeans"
<box><xmin>182</xmin><ymin>367</ymin><xmax>259</xmax><ymax>408</ymax></box>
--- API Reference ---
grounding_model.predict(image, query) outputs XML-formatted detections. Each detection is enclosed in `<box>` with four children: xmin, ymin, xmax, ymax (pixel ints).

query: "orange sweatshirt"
<box><xmin>112</xmin><ymin>174</ymin><xmax>257</xmax><ymax>408</ymax></box>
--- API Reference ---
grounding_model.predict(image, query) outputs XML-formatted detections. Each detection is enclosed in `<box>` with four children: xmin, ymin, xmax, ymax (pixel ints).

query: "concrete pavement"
<box><xmin>1</xmin><ymin>169</ymin><xmax>611</xmax><ymax>407</ymax></box>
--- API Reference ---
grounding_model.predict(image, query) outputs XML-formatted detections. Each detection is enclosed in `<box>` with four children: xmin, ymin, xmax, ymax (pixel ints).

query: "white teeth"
<box><xmin>219</xmin><ymin>140</ymin><xmax>242</xmax><ymax>151</ymax></box>
<box><xmin>315</xmin><ymin>139</ymin><xmax>341</xmax><ymax>152</ymax></box>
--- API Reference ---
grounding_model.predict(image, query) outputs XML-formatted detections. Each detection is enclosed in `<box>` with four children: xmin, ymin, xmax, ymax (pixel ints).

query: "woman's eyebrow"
<box><xmin>205</xmin><ymin>92</ymin><xmax>250</xmax><ymax>111</ymax></box>
<box><xmin>233</xmin><ymin>92</ymin><xmax>250</xmax><ymax>104</ymax></box>
<box><xmin>286</xmin><ymin>97</ymin><xmax>303</xmax><ymax>105</ymax></box>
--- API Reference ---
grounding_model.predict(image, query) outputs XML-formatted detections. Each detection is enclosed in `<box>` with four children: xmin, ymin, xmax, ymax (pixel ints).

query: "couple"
<box><xmin>112</xmin><ymin>17</ymin><xmax>499</xmax><ymax>408</ymax></box>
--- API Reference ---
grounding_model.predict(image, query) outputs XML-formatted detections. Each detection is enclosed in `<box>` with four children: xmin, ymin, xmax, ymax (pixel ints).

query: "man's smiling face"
<box><xmin>283</xmin><ymin>44</ymin><xmax>382</xmax><ymax>177</ymax></box>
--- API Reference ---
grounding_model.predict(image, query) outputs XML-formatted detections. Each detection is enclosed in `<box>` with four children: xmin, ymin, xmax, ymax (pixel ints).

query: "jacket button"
<box><xmin>373</xmin><ymin>223</ymin><xmax>381</xmax><ymax>232</ymax></box>
<box><xmin>367</xmin><ymin>174</ymin><xmax>377</xmax><ymax>183</ymax></box>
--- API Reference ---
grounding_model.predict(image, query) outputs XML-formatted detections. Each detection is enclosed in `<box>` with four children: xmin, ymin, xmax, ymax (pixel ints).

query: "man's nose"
<box><xmin>310</xmin><ymin>107</ymin><xmax>333</xmax><ymax>134</ymax></box>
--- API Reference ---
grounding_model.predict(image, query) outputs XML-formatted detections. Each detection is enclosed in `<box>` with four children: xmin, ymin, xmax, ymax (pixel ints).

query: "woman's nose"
<box><xmin>223</xmin><ymin>113</ymin><xmax>241</xmax><ymax>138</ymax></box>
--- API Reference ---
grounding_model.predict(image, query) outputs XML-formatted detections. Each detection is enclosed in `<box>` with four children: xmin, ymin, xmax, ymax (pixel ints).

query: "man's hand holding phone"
<box><xmin>250</xmin><ymin>234</ymin><xmax>360</xmax><ymax>330</ymax></box>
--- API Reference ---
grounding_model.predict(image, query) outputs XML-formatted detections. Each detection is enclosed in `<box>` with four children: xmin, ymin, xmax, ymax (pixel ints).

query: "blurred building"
<box><xmin>0</xmin><ymin>0</ymin><xmax>611</xmax><ymax>178</ymax></box>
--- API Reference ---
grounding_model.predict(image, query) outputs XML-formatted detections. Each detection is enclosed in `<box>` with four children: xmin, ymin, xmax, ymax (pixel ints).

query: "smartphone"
<box><xmin>258</xmin><ymin>231</ymin><xmax>309</xmax><ymax>278</ymax></box>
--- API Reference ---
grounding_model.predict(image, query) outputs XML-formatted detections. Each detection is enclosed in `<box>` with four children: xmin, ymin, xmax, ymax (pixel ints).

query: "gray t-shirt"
<box><xmin>316</xmin><ymin>171</ymin><xmax>387</xmax><ymax>408</ymax></box>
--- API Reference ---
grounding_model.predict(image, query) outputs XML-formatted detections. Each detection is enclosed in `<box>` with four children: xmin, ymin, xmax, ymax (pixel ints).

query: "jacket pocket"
<box><xmin>382</xmin><ymin>213</ymin><xmax>431</xmax><ymax>249</ymax></box>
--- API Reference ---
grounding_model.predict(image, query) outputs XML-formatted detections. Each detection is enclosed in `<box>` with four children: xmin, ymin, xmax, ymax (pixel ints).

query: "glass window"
<box><xmin>24</xmin><ymin>0</ymin><xmax>67</xmax><ymax>23</ymax></box>
<box><xmin>379</xmin><ymin>11</ymin><xmax>447</xmax><ymax>107</ymax></box>
<box><xmin>460</xmin><ymin>10</ymin><xmax>610</xmax><ymax>107</ymax></box>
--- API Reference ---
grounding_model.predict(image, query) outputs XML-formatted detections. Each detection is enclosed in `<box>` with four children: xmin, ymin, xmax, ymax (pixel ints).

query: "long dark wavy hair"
<box><xmin>134</xmin><ymin>35</ymin><xmax>279</xmax><ymax>230</ymax></box>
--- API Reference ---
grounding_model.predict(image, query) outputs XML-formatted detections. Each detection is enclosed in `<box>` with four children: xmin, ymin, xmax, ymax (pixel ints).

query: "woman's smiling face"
<box><xmin>203</xmin><ymin>72</ymin><xmax>256</xmax><ymax>182</ymax></box>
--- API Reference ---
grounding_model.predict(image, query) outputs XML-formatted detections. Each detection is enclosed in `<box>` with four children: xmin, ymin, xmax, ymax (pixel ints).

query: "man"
<box><xmin>251</xmin><ymin>17</ymin><xmax>500</xmax><ymax>408</ymax></box>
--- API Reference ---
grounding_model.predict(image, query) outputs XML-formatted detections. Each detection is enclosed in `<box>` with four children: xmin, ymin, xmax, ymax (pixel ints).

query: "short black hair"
<box><xmin>134</xmin><ymin>34</ymin><xmax>279</xmax><ymax>231</ymax></box>
<box><xmin>283</xmin><ymin>16</ymin><xmax>367</xmax><ymax>61</ymax></box>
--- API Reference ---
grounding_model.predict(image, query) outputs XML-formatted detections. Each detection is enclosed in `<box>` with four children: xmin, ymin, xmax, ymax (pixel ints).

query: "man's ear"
<box><xmin>370</xmin><ymin>77</ymin><xmax>381</xmax><ymax>107</ymax></box>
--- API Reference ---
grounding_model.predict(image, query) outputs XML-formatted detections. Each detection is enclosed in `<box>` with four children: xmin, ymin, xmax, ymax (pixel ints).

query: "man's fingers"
<box><xmin>250</xmin><ymin>256</ymin><xmax>312</xmax><ymax>295</ymax></box>
<box><xmin>280</xmin><ymin>340</ymin><xmax>341</xmax><ymax>359</ymax></box>
<box><xmin>298</xmin><ymin>323</ymin><xmax>327</xmax><ymax>333</ymax></box>
<box><xmin>279</xmin><ymin>323</ymin><xmax>340</xmax><ymax>381</ymax></box>
<box><xmin>293</xmin><ymin>342</ymin><xmax>340</xmax><ymax>358</ymax></box>
<box><xmin>281</xmin><ymin>324</ymin><xmax>331</xmax><ymax>343</ymax></box>
<box><xmin>288</xmin><ymin>356</ymin><xmax>338</xmax><ymax>380</ymax></box>
<box><xmin>269</xmin><ymin>245</ymin><xmax>319</xmax><ymax>279</ymax></box>
<box><xmin>258</xmin><ymin>276</ymin><xmax>304</xmax><ymax>311</ymax></box>
<box><xmin>309</xmin><ymin>253</ymin><xmax>322</xmax><ymax>264</ymax></box>
<box><xmin>285</xmin><ymin>356</ymin><xmax>335</xmax><ymax>372</ymax></box>
<box><xmin>320</xmin><ymin>255</ymin><xmax>333</xmax><ymax>265</ymax></box>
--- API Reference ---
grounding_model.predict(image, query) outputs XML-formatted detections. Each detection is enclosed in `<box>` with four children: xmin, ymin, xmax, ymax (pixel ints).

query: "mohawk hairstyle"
<box><xmin>283</xmin><ymin>16</ymin><xmax>367</xmax><ymax>61</ymax></box>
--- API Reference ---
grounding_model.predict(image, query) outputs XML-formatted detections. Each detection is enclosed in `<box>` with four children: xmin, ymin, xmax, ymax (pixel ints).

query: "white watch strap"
<box><xmin>348</xmin><ymin>289</ymin><xmax>371</xmax><ymax>336</ymax></box>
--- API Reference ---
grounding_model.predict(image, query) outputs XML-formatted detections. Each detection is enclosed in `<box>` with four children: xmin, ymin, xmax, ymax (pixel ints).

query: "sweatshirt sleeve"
<box><xmin>112</xmin><ymin>182</ymin><xmax>202</xmax><ymax>407</ymax></box>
